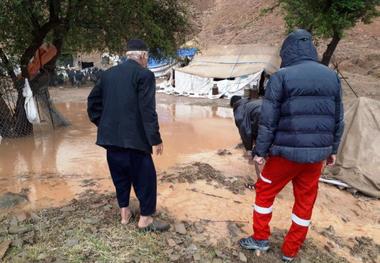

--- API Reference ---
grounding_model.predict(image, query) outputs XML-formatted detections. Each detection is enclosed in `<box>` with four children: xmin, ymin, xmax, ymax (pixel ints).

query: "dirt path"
<box><xmin>1</xmin><ymin>147</ymin><xmax>379</xmax><ymax>262</ymax></box>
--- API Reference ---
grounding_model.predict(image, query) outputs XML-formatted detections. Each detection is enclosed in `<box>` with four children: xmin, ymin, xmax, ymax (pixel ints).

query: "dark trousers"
<box><xmin>106</xmin><ymin>148</ymin><xmax>157</xmax><ymax>216</ymax></box>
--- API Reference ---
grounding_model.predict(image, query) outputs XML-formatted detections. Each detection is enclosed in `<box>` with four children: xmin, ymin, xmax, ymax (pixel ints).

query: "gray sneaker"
<box><xmin>282</xmin><ymin>255</ymin><xmax>295</xmax><ymax>262</ymax></box>
<box><xmin>239</xmin><ymin>236</ymin><xmax>270</xmax><ymax>251</ymax></box>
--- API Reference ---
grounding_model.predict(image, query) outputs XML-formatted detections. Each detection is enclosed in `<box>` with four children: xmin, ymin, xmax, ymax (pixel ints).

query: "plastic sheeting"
<box><xmin>23</xmin><ymin>79</ymin><xmax>40</xmax><ymax>124</ymax></box>
<box><xmin>160</xmin><ymin>70</ymin><xmax>262</xmax><ymax>99</ymax></box>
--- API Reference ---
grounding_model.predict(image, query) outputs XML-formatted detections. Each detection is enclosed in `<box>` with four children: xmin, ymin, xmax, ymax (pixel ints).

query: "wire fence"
<box><xmin>0</xmin><ymin>73</ymin><xmax>60</xmax><ymax>139</ymax></box>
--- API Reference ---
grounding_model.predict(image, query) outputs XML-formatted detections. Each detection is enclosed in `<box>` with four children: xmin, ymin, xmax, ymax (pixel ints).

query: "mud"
<box><xmin>159</xmin><ymin>162</ymin><xmax>248</xmax><ymax>194</ymax></box>
<box><xmin>0</xmin><ymin>97</ymin><xmax>238</xmax><ymax>209</ymax></box>
<box><xmin>0</xmin><ymin>192</ymin><xmax>356</xmax><ymax>263</ymax></box>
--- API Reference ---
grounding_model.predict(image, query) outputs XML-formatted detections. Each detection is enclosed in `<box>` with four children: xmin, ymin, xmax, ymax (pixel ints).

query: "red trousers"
<box><xmin>252</xmin><ymin>156</ymin><xmax>323</xmax><ymax>257</ymax></box>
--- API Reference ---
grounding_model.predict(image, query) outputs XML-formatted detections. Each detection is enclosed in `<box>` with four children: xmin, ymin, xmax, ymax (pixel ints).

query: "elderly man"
<box><xmin>239</xmin><ymin>30</ymin><xmax>344</xmax><ymax>262</ymax></box>
<box><xmin>87</xmin><ymin>39</ymin><xmax>169</xmax><ymax>232</ymax></box>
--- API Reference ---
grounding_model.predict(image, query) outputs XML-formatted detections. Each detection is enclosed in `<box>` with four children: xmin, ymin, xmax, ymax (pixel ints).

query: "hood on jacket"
<box><xmin>280</xmin><ymin>29</ymin><xmax>318</xmax><ymax>68</ymax></box>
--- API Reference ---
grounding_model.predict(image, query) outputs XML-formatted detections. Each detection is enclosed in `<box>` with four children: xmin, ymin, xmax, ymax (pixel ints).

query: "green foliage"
<box><xmin>0</xmin><ymin>0</ymin><xmax>190</xmax><ymax>69</ymax></box>
<box><xmin>280</xmin><ymin>0</ymin><xmax>380</xmax><ymax>38</ymax></box>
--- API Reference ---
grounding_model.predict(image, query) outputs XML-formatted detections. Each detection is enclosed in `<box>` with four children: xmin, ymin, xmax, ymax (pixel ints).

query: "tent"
<box><xmin>329</xmin><ymin>97</ymin><xmax>380</xmax><ymax>198</ymax></box>
<box><xmin>159</xmin><ymin>45</ymin><xmax>281</xmax><ymax>98</ymax></box>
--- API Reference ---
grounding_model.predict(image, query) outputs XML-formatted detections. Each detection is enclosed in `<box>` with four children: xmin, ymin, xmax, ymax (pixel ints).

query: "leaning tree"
<box><xmin>0</xmin><ymin>0</ymin><xmax>189</xmax><ymax>137</ymax></box>
<box><xmin>279</xmin><ymin>0</ymin><xmax>380</xmax><ymax>66</ymax></box>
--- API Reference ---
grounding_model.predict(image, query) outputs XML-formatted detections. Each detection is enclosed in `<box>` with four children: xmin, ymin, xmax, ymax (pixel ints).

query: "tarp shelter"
<box><xmin>162</xmin><ymin>45</ymin><xmax>281</xmax><ymax>98</ymax></box>
<box><xmin>331</xmin><ymin>97</ymin><xmax>380</xmax><ymax>198</ymax></box>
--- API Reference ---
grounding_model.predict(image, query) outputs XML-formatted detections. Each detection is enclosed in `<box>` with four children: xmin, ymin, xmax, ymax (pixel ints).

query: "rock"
<box><xmin>0</xmin><ymin>192</ymin><xmax>28</xmax><ymax>209</ymax></box>
<box><xmin>212</xmin><ymin>258</ymin><xmax>223</xmax><ymax>263</ymax></box>
<box><xmin>15</xmin><ymin>212</ymin><xmax>29</xmax><ymax>223</ymax></box>
<box><xmin>30</xmin><ymin>213</ymin><xmax>40</xmax><ymax>222</ymax></box>
<box><xmin>175</xmin><ymin>223</ymin><xmax>187</xmax><ymax>235</ymax></box>
<box><xmin>193</xmin><ymin>252</ymin><xmax>201</xmax><ymax>261</ymax></box>
<box><xmin>37</xmin><ymin>253</ymin><xmax>48</xmax><ymax>260</ymax></box>
<box><xmin>0</xmin><ymin>240</ymin><xmax>11</xmax><ymax>260</ymax></box>
<box><xmin>65</xmin><ymin>239</ymin><xmax>79</xmax><ymax>247</ymax></box>
<box><xmin>12</xmin><ymin>239</ymin><xmax>24</xmax><ymax>249</ymax></box>
<box><xmin>217</xmin><ymin>149</ymin><xmax>232</xmax><ymax>156</ymax></box>
<box><xmin>167</xmin><ymin>238</ymin><xmax>176</xmax><ymax>247</ymax></box>
<box><xmin>169</xmin><ymin>254</ymin><xmax>181</xmax><ymax>261</ymax></box>
<box><xmin>22</xmin><ymin>230</ymin><xmax>36</xmax><ymax>244</ymax></box>
<box><xmin>8</xmin><ymin>225</ymin><xmax>33</xmax><ymax>235</ymax></box>
<box><xmin>214</xmin><ymin>249</ymin><xmax>224</xmax><ymax>258</ymax></box>
<box><xmin>103</xmin><ymin>204</ymin><xmax>113</xmax><ymax>211</ymax></box>
<box><xmin>10</xmin><ymin>217</ymin><xmax>18</xmax><ymax>226</ymax></box>
<box><xmin>186</xmin><ymin>243</ymin><xmax>198</xmax><ymax>253</ymax></box>
<box><xmin>84</xmin><ymin>217</ymin><xmax>100</xmax><ymax>225</ymax></box>
<box><xmin>194</xmin><ymin>222</ymin><xmax>205</xmax><ymax>234</ymax></box>
<box><xmin>60</xmin><ymin>206</ymin><xmax>75</xmax><ymax>212</ymax></box>
<box><xmin>239</xmin><ymin>252</ymin><xmax>247</xmax><ymax>262</ymax></box>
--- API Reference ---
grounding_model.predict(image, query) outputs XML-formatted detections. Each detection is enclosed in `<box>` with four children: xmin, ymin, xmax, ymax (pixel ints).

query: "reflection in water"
<box><xmin>0</xmin><ymin>102</ymin><xmax>238</xmax><ymax>209</ymax></box>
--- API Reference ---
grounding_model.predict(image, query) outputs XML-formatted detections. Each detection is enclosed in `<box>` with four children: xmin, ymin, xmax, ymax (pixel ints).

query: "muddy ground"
<box><xmin>0</xmin><ymin>88</ymin><xmax>379</xmax><ymax>262</ymax></box>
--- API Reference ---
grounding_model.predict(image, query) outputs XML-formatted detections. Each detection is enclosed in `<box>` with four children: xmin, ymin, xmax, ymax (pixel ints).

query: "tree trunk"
<box><xmin>321</xmin><ymin>32</ymin><xmax>341</xmax><ymax>66</ymax></box>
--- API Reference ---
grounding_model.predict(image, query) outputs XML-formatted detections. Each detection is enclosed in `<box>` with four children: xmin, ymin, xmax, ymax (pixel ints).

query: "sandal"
<box><xmin>138</xmin><ymin>219</ymin><xmax>170</xmax><ymax>232</ymax></box>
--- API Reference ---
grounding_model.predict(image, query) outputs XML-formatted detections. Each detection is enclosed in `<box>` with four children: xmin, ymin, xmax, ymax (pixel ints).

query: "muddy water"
<box><xmin>0</xmin><ymin>102</ymin><xmax>239</xmax><ymax>209</ymax></box>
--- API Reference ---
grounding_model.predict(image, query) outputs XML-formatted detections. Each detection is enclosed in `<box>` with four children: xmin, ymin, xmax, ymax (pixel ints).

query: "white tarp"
<box><xmin>23</xmin><ymin>79</ymin><xmax>40</xmax><ymax>124</ymax></box>
<box><xmin>158</xmin><ymin>45</ymin><xmax>280</xmax><ymax>99</ymax></box>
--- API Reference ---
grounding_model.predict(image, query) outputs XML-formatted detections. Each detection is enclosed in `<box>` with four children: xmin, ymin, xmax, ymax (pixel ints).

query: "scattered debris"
<box><xmin>217</xmin><ymin>149</ymin><xmax>232</xmax><ymax>156</ymax></box>
<box><xmin>0</xmin><ymin>192</ymin><xmax>28</xmax><ymax>209</ymax></box>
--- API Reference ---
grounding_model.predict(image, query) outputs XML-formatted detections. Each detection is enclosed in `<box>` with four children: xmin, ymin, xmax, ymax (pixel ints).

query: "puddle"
<box><xmin>0</xmin><ymin>102</ymin><xmax>239</xmax><ymax>209</ymax></box>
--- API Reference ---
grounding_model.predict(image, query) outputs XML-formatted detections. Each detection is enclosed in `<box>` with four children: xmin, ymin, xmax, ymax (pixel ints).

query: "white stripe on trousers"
<box><xmin>253</xmin><ymin>204</ymin><xmax>273</xmax><ymax>214</ymax></box>
<box><xmin>291</xmin><ymin>213</ymin><xmax>311</xmax><ymax>227</ymax></box>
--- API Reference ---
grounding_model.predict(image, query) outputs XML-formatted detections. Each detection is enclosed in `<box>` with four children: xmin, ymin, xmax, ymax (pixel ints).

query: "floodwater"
<box><xmin>0</xmin><ymin>102</ymin><xmax>239</xmax><ymax>209</ymax></box>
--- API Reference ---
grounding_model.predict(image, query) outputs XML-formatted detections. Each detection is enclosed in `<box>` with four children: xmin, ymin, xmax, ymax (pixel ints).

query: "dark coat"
<box><xmin>254</xmin><ymin>30</ymin><xmax>344</xmax><ymax>163</ymax></box>
<box><xmin>87</xmin><ymin>59</ymin><xmax>162</xmax><ymax>154</ymax></box>
<box><xmin>233</xmin><ymin>98</ymin><xmax>262</xmax><ymax>150</ymax></box>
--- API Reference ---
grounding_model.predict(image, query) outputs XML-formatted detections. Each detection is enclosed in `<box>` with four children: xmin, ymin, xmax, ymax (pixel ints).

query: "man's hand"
<box><xmin>154</xmin><ymin>143</ymin><xmax>164</xmax><ymax>156</ymax></box>
<box><xmin>326</xmin><ymin>154</ymin><xmax>336</xmax><ymax>166</ymax></box>
<box><xmin>253</xmin><ymin>155</ymin><xmax>265</xmax><ymax>165</ymax></box>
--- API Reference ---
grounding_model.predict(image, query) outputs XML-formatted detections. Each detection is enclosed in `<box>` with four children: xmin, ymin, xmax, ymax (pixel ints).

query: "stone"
<box><xmin>175</xmin><ymin>223</ymin><xmax>187</xmax><ymax>235</ymax></box>
<box><xmin>22</xmin><ymin>231</ymin><xmax>36</xmax><ymax>244</ymax></box>
<box><xmin>8</xmin><ymin>225</ymin><xmax>33</xmax><ymax>235</ymax></box>
<box><xmin>37</xmin><ymin>253</ymin><xmax>48</xmax><ymax>260</ymax></box>
<box><xmin>60</xmin><ymin>206</ymin><xmax>75</xmax><ymax>212</ymax></box>
<box><xmin>169</xmin><ymin>254</ymin><xmax>181</xmax><ymax>261</ymax></box>
<box><xmin>30</xmin><ymin>213</ymin><xmax>40</xmax><ymax>222</ymax></box>
<box><xmin>194</xmin><ymin>222</ymin><xmax>205</xmax><ymax>234</ymax></box>
<box><xmin>65</xmin><ymin>239</ymin><xmax>79</xmax><ymax>247</ymax></box>
<box><xmin>12</xmin><ymin>239</ymin><xmax>24</xmax><ymax>249</ymax></box>
<box><xmin>212</xmin><ymin>258</ymin><xmax>223</xmax><ymax>263</ymax></box>
<box><xmin>239</xmin><ymin>252</ymin><xmax>247</xmax><ymax>262</ymax></box>
<box><xmin>186</xmin><ymin>244</ymin><xmax>198</xmax><ymax>253</ymax></box>
<box><xmin>0</xmin><ymin>240</ymin><xmax>11</xmax><ymax>260</ymax></box>
<box><xmin>15</xmin><ymin>212</ymin><xmax>28</xmax><ymax>223</ymax></box>
<box><xmin>84</xmin><ymin>217</ymin><xmax>100</xmax><ymax>225</ymax></box>
<box><xmin>214</xmin><ymin>249</ymin><xmax>224</xmax><ymax>258</ymax></box>
<box><xmin>193</xmin><ymin>252</ymin><xmax>201</xmax><ymax>261</ymax></box>
<box><xmin>167</xmin><ymin>238</ymin><xmax>176</xmax><ymax>247</ymax></box>
<box><xmin>0</xmin><ymin>192</ymin><xmax>28</xmax><ymax>209</ymax></box>
<box><xmin>103</xmin><ymin>205</ymin><xmax>113</xmax><ymax>211</ymax></box>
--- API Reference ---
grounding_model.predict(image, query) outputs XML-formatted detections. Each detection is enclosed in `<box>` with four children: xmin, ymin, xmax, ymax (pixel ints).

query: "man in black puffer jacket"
<box><xmin>239</xmin><ymin>30</ymin><xmax>344</xmax><ymax>262</ymax></box>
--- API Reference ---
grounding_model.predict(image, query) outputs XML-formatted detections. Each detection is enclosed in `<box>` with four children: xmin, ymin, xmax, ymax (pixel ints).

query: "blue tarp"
<box><xmin>119</xmin><ymin>48</ymin><xmax>198</xmax><ymax>69</ymax></box>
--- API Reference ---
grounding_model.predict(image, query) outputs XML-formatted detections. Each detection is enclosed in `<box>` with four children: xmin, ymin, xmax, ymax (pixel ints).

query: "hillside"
<box><xmin>190</xmin><ymin>0</ymin><xmax>380</xmax><ymax>100</ymax></box>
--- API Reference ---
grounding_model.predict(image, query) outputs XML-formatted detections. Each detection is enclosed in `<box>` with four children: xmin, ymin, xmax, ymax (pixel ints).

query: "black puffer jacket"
<box><xmin>233</xmin><ymin>98</ymin><xmax>262</xmax><ymax>150</ymax></box>
<box><xmin>254</xmin><ymin>30</ymin><xmax>344</xmax><ymax>163</ymax></box>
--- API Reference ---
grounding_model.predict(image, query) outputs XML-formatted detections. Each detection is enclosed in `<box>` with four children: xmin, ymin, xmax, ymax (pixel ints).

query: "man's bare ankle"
<box><xmin>138</xmin><ymin>216</ymin><xmax>153</xmax><ymax>227</ymax></box>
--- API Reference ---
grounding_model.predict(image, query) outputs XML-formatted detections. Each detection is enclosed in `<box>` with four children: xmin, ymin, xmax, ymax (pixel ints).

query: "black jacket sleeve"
<box><xmin>87</xmin><ymin>77</ymin><xmax>103</xmax><ymax>126</ymax></box>
<box><xmin>254</xmin><ymin>73</ymin><xmax>283</xmax><ymax>157</ymax></box>
<box><xmin>137</xmin><ymin>69</ymin><xmax>162</xmax><ymax>146</ymax></box>
<box><xmin>332</xmin><ymin>76</ymin><xmax>344</xmax><ymax>154</ymax></box>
